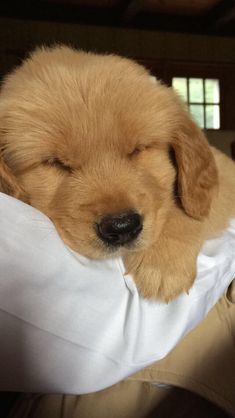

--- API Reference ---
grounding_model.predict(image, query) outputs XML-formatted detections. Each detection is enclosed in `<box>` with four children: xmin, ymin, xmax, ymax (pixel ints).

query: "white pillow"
<box><xmin>0</xmin><ymin>192</ymin><xmax>234</xmax><ymax>394</ymax></box>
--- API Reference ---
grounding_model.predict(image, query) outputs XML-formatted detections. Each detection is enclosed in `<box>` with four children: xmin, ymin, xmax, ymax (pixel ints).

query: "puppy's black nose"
<box><xmin>96</xmin><ymin>211</ymin><xmax>143</xmax><ymax>246</ymax></box>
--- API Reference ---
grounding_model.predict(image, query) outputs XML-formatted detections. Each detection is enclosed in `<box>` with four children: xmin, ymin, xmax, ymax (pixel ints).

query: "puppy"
<box><xmin>0</xmin><ymin>46</ymin><xmax>235</xmax><ymax>301</ymax></box>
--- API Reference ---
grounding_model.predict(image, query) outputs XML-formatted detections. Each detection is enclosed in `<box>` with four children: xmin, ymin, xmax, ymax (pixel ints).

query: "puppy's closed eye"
<box><xmin>128</xmin><ymin>145</ymin><xmax>151</xmax><ymax>158</ymax></box>
<box><xmin>45</xmin><ymin>158</ymin><xmax>73</xmax><ymax>173</ymax></box>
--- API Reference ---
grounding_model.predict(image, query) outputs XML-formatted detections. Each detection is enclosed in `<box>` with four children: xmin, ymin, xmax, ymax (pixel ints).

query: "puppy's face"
<box><xmin>0</xmin><ymin>47</ymin><xmax>217</xmax><ymax>258</ymax></box>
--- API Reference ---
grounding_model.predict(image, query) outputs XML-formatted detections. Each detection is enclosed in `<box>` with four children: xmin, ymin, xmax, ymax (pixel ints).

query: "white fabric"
<box><xmin>0</xmin><ymin>191</ymin><xmax>234</xmax><ymax>394</ymax></box>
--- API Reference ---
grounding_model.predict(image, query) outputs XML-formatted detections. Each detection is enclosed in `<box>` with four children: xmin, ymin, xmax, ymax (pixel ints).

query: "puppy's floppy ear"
<box><xmin>172</xmin><ymin>115</ymin><xmax>218</xmax><ymax>220</ymax></box>
<box><xmin>0</xmin><ymin>153</ymin><xmax>28</xmax><ymax>201</ymax></box>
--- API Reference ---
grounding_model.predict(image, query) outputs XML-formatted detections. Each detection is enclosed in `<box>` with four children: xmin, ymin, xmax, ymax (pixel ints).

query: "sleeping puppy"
<box><xmin>0</xmin><ymin>46</ymin><xmax>235</xmax><ymax>302</ymax></box>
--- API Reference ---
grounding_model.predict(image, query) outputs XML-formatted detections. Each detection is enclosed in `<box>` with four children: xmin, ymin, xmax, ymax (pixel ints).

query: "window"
<box><xmin>172</xmin><ymin>77</ymin><xmax>220</xmax><ymax>129</ymax></box>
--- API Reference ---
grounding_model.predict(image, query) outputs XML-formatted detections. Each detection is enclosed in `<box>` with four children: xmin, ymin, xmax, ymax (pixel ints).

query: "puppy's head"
<box><xmin>0</xmin><ymin>46</ymin><xmax>218</xmax><ymax>258</ymax></box>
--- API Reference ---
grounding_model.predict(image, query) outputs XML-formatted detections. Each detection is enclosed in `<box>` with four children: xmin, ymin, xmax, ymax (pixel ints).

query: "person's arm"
<box><xmin>0</xmin><ymin>192</ymin><xmax>235</xmax><ymax>393</ymax></box>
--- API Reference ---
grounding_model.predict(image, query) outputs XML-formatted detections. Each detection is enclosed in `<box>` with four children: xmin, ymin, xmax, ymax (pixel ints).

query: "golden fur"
<box><xmin>0</xmin><ymin>46</ymin><xmax>235</xmax><ymax>301</ymax></box>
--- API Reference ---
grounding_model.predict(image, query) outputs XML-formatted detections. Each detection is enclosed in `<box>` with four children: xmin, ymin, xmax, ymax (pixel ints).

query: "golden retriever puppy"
<box><xmin>0</xmin><ymin>46</ymin><xmax>235</xmax><ymax>302</ymax></box>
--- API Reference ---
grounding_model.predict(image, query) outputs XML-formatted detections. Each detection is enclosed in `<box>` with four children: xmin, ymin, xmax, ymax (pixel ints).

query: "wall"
<box><xmin>1</xmin><ymin>17</ymin><xmax>235</xmax><ymax>70</ymax></box>
<box><xmin>207</xmin><ymin>130</ymin><xmax>235</xmax><ymax>157</ymax></box>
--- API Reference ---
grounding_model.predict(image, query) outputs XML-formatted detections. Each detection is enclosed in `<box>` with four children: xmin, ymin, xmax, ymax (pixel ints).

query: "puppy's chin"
<box><xmin>53</xmin><ymin>221</ymin><xmax>149</xmax><ymax>260</ymax></box>
<box><xmin>62</xmin><ymin>236</ymin><xmax>145</xmax><ymax>260</ymax></box>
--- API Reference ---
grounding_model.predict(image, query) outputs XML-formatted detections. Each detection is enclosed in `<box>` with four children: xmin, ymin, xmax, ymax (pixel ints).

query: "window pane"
<box><xmin>205</xmin><ymin>79</ymin><xmax>220</xmax><ymax>103</ymax></box>
<box><xmin>172</xmin><ymin>77</ymin><xmax>187</xmax><ymax>101</ymax></box>
<box><xmin>206</xmin><ymin>105</ymin><xmax>220</xmax><ymax>129</ymax></box>
<box><xmin>189</xmin><ymin>105</ymin><xmax>204</xmax><ymax>128</ymax></box>
<box><xmin>189</xmin><ymin>78</ymin><xmax>204</xmax><ymax>103</ymax></box>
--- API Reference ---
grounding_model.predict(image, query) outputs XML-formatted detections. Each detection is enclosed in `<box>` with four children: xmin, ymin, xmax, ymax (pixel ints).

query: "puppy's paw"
<box><xmin>153</xmin><ymin>266</ymin><xmax>195</xmax><ymax>303</ymax></box>
<box><xmin>133</xmin><ymin>263</ymin><xmax>195</xmax><ymax>302</ymax></box>
<box><xmin>124</xmin><ymin>247</ymin><xmax>197</xmax><ymax>302</ymax></box>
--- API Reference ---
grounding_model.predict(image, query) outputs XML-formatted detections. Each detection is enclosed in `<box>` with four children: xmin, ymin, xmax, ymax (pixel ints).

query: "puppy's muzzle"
<box><xmin>96</xmin><ymin>211</ymin><xmax>143</xmax><ymax>247</ymax></box>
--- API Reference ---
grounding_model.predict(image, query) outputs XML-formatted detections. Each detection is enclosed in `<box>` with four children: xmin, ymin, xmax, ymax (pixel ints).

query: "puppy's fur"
<box><xmin>0</xmin><ymin>46</ymin><xmax>235</xmax><ymax>301</ymax></box>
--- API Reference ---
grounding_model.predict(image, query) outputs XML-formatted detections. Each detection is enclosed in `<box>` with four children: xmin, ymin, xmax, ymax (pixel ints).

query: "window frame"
<box><xmin>138</xmin><ymin>59</ymin><xmax>235</xmax><ymax>131</ymax></box>
<box><xmin>167</xmin><ymin>63</ymin><xmax>225</xmax><ymax>131</ymax></box>
<box><xmin>172</xmin><ymin>76</ymin><xmax>221</xmax><ymax>130</ymax></box>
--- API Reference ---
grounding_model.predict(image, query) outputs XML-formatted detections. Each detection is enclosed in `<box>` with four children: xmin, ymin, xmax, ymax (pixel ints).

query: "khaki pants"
<box><xmin>8</xmin><ymin>285</ymin><xmax>235</xmax><ymax>418</ymax></box>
